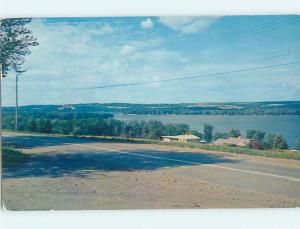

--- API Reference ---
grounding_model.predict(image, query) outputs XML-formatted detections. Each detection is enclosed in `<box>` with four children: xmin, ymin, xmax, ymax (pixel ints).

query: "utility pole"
<box><xmin>15</xmin><ymin>73</ymin><xmax>19</xmax><ymax>131</ymax></box>
<box><xmin>0</xmin><ymin>63</ymin><xmax>3</xmax><ymax>208</ymax></box>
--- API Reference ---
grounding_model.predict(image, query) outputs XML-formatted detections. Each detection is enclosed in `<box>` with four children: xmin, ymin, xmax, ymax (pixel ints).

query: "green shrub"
<box><xmin>2</xmin><ymin>147</ymin><xmax>29</xmax><ymax>166</ymax></box>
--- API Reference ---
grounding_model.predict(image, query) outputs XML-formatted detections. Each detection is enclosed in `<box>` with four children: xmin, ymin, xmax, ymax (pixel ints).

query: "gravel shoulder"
<box><xmin>3</xmin><ymin>168</ymin><xmax>300</xmax><ymax>210</ymax></box>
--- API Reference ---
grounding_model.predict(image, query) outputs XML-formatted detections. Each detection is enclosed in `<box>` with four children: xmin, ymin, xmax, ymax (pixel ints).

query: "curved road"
<box><xmin>2</xmin><ymin>132</ymin><xmax>300</xmax><ymax>210</ymax></box>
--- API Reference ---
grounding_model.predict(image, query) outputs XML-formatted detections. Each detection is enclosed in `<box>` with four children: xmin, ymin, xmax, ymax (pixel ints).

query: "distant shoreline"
<box><xmin>2</xmin><ymin>100</ymin><xmax>300</xmax><ymax>108</ymax></box>
<box><xmin>116</xmin><ymin>113</ymin><xmax>300</xmax><ymax>116</ymax></box>
<box><xmin>2</xmin><ymin>100</ymin><xmax>300</xmax><ymax>116</ymax></box>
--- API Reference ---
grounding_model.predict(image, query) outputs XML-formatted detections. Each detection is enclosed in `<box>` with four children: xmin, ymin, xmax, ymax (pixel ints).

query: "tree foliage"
<box><xmin>271</xmin><ymin>135</ymin><xmax>289</xmax><ymax>149</ymax></box>
<box><xmin>0</xmin><ymin>18</ymin><xmax>38</xmax><ymax>75</ymax></box>
<box><xmin>213</xmin><ymin>132</ymin><xmax>230</xmax><ymax>140</ymax></box>
<box><xmin>246</xmin><ymin>129</ymin><xmax>256</xmax><ymax>139</ymax></box>
<box><xmin>2</xmin><ymin>113</ymin><xmax>193</xmax><ymax>140</ymax></box>
<box><xmin>203</xmin><ymin>124</ymin><xmax>213</xmax><ymax>143</ymax></box>
<box><xmin>246</xmin><ymin>129</ymin><xmax>265</xmax><ymax>143</ymax></box>
<box><xmin>228</xmin><ymin>128</ymin><xmax>241</xmax><ymax>138</ymax></box>
<box><xmin>2</xmin><ymin>112</ymin><xmax>291</xmax><ymax>150</ymax></box>
<box><xmin>297</xmin><ymin>139</ymin><xmax>300</xmax><ymax>147</ymax></box>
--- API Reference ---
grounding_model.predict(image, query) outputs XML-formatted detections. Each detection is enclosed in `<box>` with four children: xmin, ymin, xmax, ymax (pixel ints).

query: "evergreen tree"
<box><xmin>204</xmin><ymin>124</ymin><xmax>213</xmax><ymax>143</ymax></box>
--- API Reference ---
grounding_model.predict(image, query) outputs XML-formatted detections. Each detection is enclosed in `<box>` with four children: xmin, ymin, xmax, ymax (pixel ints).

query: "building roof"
<box><xmin>161</xmin><ymin>134</ymin><xmax>200</xmax><ymax>140</ymax></box>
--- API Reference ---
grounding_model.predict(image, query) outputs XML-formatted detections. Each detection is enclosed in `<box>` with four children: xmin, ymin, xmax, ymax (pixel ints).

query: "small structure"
<box><xmin>213</xmin><ymin>137</ymin><xmax>251</xmax><ymax>147</ymax></box>
<box><xmin>160</xmin><ymin>134</ymin><xmax>200</xmax><ymax>143</ymax></box>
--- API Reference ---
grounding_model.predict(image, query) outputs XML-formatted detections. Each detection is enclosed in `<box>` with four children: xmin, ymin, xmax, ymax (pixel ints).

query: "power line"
<box><xmin>7</xmin><ymin>17</ymin><xmax>300</xmax><ymax>90</ymax></box>
<box><xmin>70</xmin><ymin>61</ymin><xmax>300</xmax><ymax>90</ymax></box>
<box><xmin>169</xmin><ymin>17</ymin><xmax>299</xmax><ymax>55</ymax></box>
<box><xmin>14</xmin><ymin>48</ymin><xmax>299</xmax><ymax>87</ymax></box>
<box><xmin>241</xmin><ymin>50</ymin><xmax>300</xmax><ymax>65</ymax></box>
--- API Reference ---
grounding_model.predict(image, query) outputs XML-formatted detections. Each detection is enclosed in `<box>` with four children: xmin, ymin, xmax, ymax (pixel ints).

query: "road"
<box><xmin>2</xmin><ymin>132</ymin><xmax>300</xmax><ymax>210</ymax></box>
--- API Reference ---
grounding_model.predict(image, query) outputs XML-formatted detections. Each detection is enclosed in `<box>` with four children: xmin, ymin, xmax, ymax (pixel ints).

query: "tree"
<box><xmin>246</xmin><ymin>129</ymin><xmax>256</xmax><ymax>139</ymax></box>
<box><xmin>297</xmin><ymin>139</ymin><xmax>300</xmax><ymax>147</ymax></box>
<box><xmin>1</xmin><ymin>18</ymin><xmax>38</xmax><ymax>133</ymax></box>
<box><xmin>255</xmin><ymin>130</ymin><xmax>266</xmax><ymax>143</ymax></box>
<box><xmin>1</xmin><ymin>18</ymin><xmax>38</xmax><ymax>75</ymax></box>
<box><xmin>124</xmin><ymin>124</ymin><xmax>132</xmax><ymax>139</ymax></box>
<box><xmin>38</xmin><ymin>119</ymin><xmax>52</xmax><ymax>133</ymax></box>
<box><xmin>272</xmin><ymin>135</ymin><xmax>288</xmax><ymax>149</ymax></box>
<box><xmin>55</xmin><ymin>120</ymin><xmax>73</xmax><ymax>135</ymax></box>
<box><xmin>246</xmin><ymin>129</ymin><xmax>265</xmax><ymax>143</ymax></box>
<box><xmin>229</xmin><ymin>128</ymin><xmax>241</xmax><ymax>138</ymax></box>
<box><xmin>264</xmin><ymin>133</ymin><xmax>276</xmax><ymax>149</ymax></box>
<box><xmin>214</xmin><ymin>132</ymin><xmax>230</xmax><ymax>140</ymax></box>
<box><xmin>44</xmin><ymin>119</ymin><xmax>53</xmax><ymax>133</ymax></box>
<box><xmin>204</xmin><ymin>124</ymin><xmax>213</xmax><ymax>143</ymax></box>
<box><xmin>28</xmin><ymin>119</ymin><xmax>38</xmax><ymax>132</ymax></box>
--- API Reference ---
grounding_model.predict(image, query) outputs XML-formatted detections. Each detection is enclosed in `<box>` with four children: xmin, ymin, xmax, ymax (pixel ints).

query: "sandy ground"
<box><xmin>2</xmin><ymin>132</ymin><xmax>300</xmax><ymax>210</ymax></box>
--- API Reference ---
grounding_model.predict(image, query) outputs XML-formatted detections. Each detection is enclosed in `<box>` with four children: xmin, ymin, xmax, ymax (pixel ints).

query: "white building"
<box><xmin>160</xmin><ymin>134</ymin><xmax>200</xmax><ymax>143</ymax></box>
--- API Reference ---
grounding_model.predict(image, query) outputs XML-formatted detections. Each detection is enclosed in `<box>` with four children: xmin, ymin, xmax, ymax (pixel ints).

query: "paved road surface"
<box><xmin>2</xmin><ymin>132</ymin><xmax>300</xmax><ymax>210</ymax></box>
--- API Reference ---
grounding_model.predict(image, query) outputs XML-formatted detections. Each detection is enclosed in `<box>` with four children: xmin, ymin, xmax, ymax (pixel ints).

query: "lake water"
<box><xmin>115</xmin><ymin>114</ymin><xmax>300</xmax><ymax>149</ymax></box>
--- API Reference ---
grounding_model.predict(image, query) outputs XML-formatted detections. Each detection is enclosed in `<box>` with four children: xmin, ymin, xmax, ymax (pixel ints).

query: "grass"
<box><xmin>2</xmin><ymin>147</ymin><xmax>29</xmax><ymax>166</ymax></box>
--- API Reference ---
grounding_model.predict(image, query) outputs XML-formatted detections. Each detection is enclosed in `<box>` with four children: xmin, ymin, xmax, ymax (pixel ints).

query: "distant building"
<box><xmin>213</xmin><ymin>137</ymin><xmax>252</xmax><ymax>147</ymax></box>
<box><xmin>160</xmin><ymin>134</ymin><xmax>200</xmax><ymax>143</ymax></box>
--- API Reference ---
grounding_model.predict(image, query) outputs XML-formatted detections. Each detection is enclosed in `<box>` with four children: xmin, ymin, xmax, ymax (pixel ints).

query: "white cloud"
<box><xmin>120</xmin><ymin>44</ymin><xmax>136</xmax><ymax>55</ymax></box>
<box><xmin>140</xmin><ymin>18</ymin><xmax>154</xmax><ymax>29</ymax></box>
<box><xmin>131</xmin><ymin>49</ymin><xmax>187</xmax><ymax>64</ymax></box>
<box><xmin>159</xmin><ymin>16</ymin><xmax>218</xmax><ymax>33</ymax></box>
<box><xmin>98</xmin><ymin>24</ymin><xmax>114</xmax><ymax>34</ymax></box>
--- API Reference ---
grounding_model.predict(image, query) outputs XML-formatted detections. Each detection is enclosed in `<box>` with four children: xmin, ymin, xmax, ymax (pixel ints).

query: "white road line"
<box><xmin>6</xmin><ymin>136</ymin><xmax>300</xmax><ymax>183</ymax></box>
<box><xmin>71</xmin><ymin>143</ymin><xmax>300</xmax><ymax>183</ymax></box>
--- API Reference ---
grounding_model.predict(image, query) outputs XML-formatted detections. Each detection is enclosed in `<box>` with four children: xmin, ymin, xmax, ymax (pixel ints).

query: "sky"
<box><xmin>2</xmin><ymin>15</ymin><xmax>300</xmax><ymax>106</ymax></box>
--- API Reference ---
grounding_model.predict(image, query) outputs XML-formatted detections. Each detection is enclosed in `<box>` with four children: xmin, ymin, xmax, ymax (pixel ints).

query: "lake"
<box><xmin>115</xmin><ymin>114</ymin><xmax>300</xmax><ymax>149</ymax></box>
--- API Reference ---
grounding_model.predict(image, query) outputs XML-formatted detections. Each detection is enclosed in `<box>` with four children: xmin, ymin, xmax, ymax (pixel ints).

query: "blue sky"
<box><xmin>3</xmin><ymin>15</ymin><xmax>300</xmax><ymax>106</ymax></box>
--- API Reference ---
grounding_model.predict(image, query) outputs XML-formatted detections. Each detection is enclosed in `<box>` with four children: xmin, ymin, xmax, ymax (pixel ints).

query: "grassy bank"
<box><xmin>2</xmin><ymin>147</ymin><xmax>29</xmax><ymax>166</ymax></box>
<box><xmin>160</xmin><ymin>142</ymin><xmax>300</xmax><ymax>160</ymax></box>
<box><xmin>76</xmin><ymin>135</ymin><xmax>300</xmax><ymax>160</ymax></box>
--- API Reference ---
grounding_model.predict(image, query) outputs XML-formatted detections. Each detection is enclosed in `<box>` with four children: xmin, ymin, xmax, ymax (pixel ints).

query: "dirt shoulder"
<box><xmin>3</xmin><ymin>168</ymin><xmax>299</xmax><ymax>210</ymax></box>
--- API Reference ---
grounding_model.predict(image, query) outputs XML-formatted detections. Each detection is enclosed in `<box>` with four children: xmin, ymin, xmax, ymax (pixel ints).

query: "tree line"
<box><xmin>2</xmin><ymin>113</ymin><xmax>200</xmax><ymax>140</ymax></box>
<box><xmin>2</xmin><ymin>113</ymin><xmax>289</xmax><ymax>150</ymax></box>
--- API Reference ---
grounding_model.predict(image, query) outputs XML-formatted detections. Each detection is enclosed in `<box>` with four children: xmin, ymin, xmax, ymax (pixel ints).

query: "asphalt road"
<box><xmin>2</xmin><ymin>132</ymin><xmax>300</xmax><ymax>209</ymax></box>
